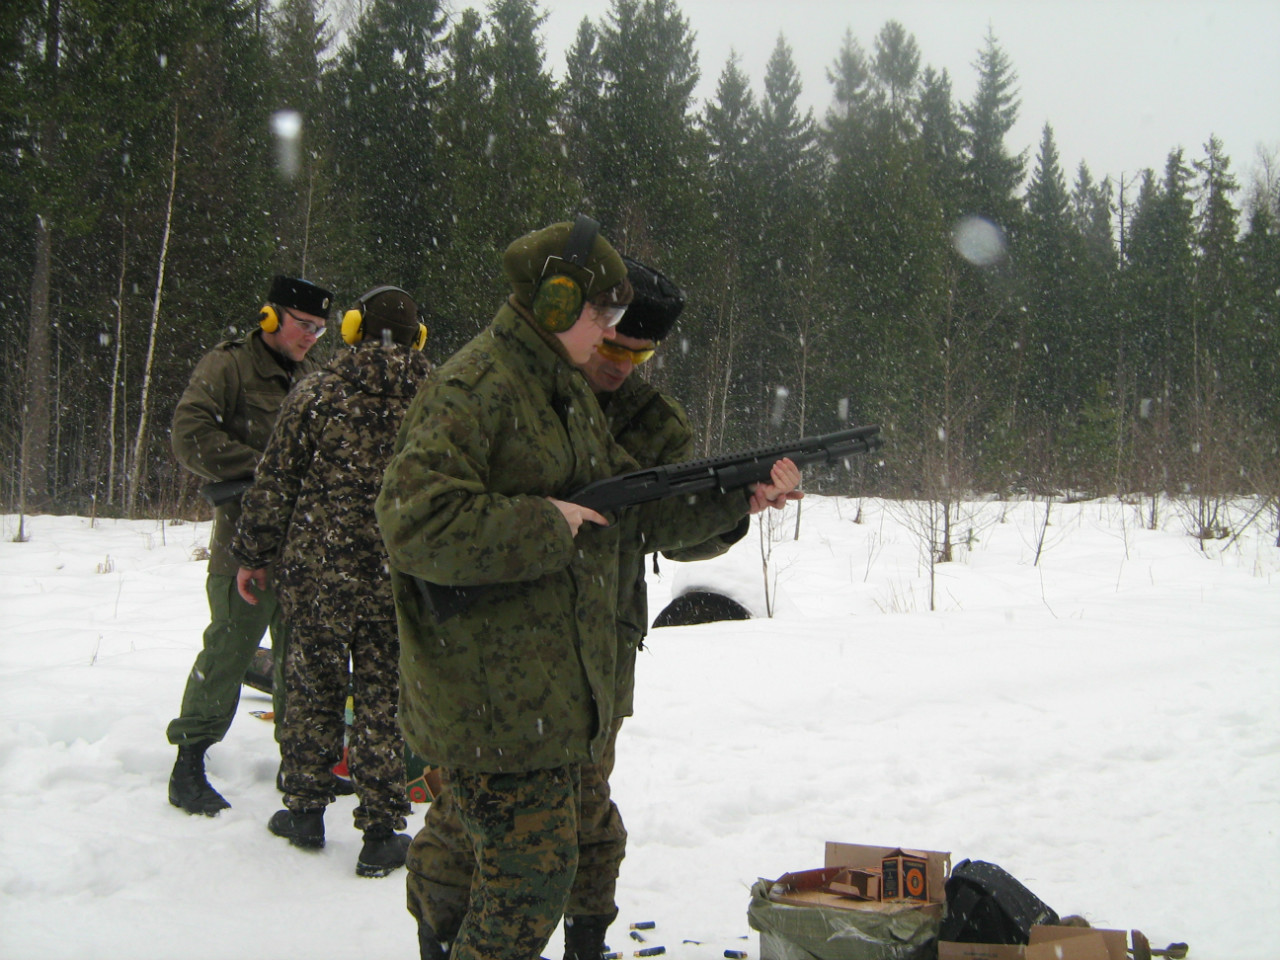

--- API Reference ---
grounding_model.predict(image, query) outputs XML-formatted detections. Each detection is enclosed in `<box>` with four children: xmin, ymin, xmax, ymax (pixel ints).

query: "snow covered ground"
<box><xmin>1</xmin><ymin>495</ymin><xmax>1277</xmax><ymax>960</ymax></box>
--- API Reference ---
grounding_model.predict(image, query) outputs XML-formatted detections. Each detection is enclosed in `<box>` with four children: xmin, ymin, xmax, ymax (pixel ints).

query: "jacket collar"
<box><xmin>496</xmin><ymin>298</ymin><xmax>579</xmax><ymax>389</ymax></box>
<box><xmin>247</xmin><ymin>328</ymin><xmax>309</xmax><ymax>383</ymax></box>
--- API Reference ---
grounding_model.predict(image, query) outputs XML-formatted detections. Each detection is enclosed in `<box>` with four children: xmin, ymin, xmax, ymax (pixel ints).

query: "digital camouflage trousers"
<box><xmin>279</xmin><ymin>614</ymin><xmax>409</xmax><ymax>832</ymax></box>
<box><xmin>406</xmin><ymin>722</ymin><xmax>627</xmax><ymax>946</ymax></box>
<box><xmin>407</xmin><ymin>764</ymin><xmax>586</xmax><ymax>960</ymax></box>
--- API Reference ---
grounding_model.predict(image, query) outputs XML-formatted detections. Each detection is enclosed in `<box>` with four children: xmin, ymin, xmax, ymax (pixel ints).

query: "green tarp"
<box><xmin>748</xmin><ymin>879</ymin><xmax>941</xmax><ymax>960</ymax></box>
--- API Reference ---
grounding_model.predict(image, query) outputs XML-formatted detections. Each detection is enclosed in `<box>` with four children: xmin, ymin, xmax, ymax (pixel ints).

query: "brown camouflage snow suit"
<box><xmin>231</xmin><ymin>341</ymin><xmax>430</xmax><ymax>832</ymax></box>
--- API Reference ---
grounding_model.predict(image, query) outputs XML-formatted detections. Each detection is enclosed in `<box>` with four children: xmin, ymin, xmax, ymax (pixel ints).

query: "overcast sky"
<box><xmin>535</xmin><ymin>0</ymin><xmax>1280</xmax><ymax>196</ymax></box>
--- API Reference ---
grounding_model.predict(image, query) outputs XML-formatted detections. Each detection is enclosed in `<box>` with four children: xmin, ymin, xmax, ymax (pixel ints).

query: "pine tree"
<box><xmin>1022</xmin><ymin>123</ymin><xmax>1077</xmax><ymax>419</ymax></box>
<box><xmin>328</xmin><ymin>0</ymin><xmax>445</xmax><ymax>297</ymax></box>
<box><xmin>750</xmin><ymin>33</ymin><xmax>820</xmax><ymax>441</ymax></box>
<box><xmin>693</xmin><ymin>51</ymin><xmax>761</xmax><ymax>452</ymax></box>
<box><xmin>821</xmin><ymin>24</ymin><xmax>951</xmax><ymax>491</ymax></box>
<box><xmin>575</xmin><ymin>0</ymin><xmax>702</xmax><ymax>256</ymax></box>
<box><xmin>1239</xmin><ymin>170</ymin><xmax>1280</xmax><ymax>433</ymax></box>
<box><xmin>871</xmin><ymin>19</ymin><xmax>920</xmax><ymax>138</ymax></box>
<box><xmin>946</xmin><ymin>29</ymin><xmax>1029</xmax><ymax>487</ymax></box>
<box><xmin>1123</xmin><ymin>150</ymin><xmax>1196</xmax><ymax>491</ymax></box>
<box><xmin>1066</xmin><ymin>162</ymin><xmax>1123</xmax><ymax>489</ymax></box>
<box><xmin>265</xmin><ymin>0</ymin><xmax>335</xmax><ymax>278</ymax></box>
<box><xmin>1191</xmin><ymin>136</ymin><xmax>1244</xmax><ymax>384</ymax></box>
<box><xmin>424</xmin><ymin>0</ymin><xmax>566</xmax><ymax>356</ymax></box>
<box><xmin>560</xmin><ymin>16</ymin><xmax>604</xmax><ymax>201</ymax></box>
<box><xmin>1127</xmin><ymin>150</ymin><xmax>1195</xmax><ymax>403</ymax></box>
<box><xmin>959</xmin><ymin>28</ymin><xmax>1025</xmax><ymax>233</ymax></box>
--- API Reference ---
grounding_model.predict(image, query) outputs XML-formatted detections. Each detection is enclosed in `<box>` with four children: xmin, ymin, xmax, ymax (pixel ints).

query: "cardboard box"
<box><xmin>938</xmin><ymin>925</ymin><xmax>1130</xmax><ymax>960</ymax></box>
<box><xmin>750</xmin><ymin>842</ymin><xmax>951</xmax><ymax>960</ymax></box>
<box><xmin>829</xmin><ymin>867</ymin><xmax>880</xmax><ymax>901</ymax></box>
<box><xmin>768</xmin><ymin>866</ymin><xmax>881</xmax><ymax>903</ymax></box>
<box><xmin>881</xmin><ymin>848</ymin><xmax>929</xmax><ymax>901</ymax></box>
<box><xmin>765</xmin><ymin>842</ymin><xmax>950</xmax><ymax>917</ymax></box>
<box><xmin>827</xmin><ymin>841</ymin><xmax>949</xmax><ymax>913</ymax></box>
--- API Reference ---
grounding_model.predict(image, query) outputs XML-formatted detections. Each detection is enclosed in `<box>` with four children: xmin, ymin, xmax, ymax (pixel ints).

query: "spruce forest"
<box><xmin>4</xmin><ymin>0</ymin><xmax>1278</xmax><ymax>534</ymax></box>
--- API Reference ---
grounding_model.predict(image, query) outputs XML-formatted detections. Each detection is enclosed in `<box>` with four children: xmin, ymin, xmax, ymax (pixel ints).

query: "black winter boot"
<box><xmin>563</xmin><ymin>914</ymin><xmax>614</xmax><ymax>960</ymax></box>
<box><xmin>417</xmin><ymin>920</ymin><xmax>449</xmax><ymax>960</ymax></box>
<box><xmin>356</xmin><ymin>823</ymin><xmax>411</xmax><ymax>878</ymax></box>
<box><xmin>168</xmin><ymin>742</ymin><xmax>231</xmax><ymax>816</ymax></box>
<box><xmin>267</xmin><ymin>808</ymin><xmax>325</xmax><ymax>849</ymax></box>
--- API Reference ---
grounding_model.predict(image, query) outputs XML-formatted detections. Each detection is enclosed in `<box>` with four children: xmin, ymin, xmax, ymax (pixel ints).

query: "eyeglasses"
<box><xmin>588</xmin><ymin>302</ymin><xmax>627</xmax><ymax>329</ymax></box>
<box><xmin>284</xmin><ymin>309</ymin><xmax>327</xmax><ymax>339</ymax></box>
<box><xmin>596</xmin><ymin>340</ymin><xmax>656</xmax><ymax>365</ymax></box>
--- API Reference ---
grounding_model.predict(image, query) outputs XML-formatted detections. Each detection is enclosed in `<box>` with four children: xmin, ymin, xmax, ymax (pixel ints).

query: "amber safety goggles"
<box><xmin>596</xmin><ymin>340</ymin><xmax>656</xmax><ymax>365</ymax></box>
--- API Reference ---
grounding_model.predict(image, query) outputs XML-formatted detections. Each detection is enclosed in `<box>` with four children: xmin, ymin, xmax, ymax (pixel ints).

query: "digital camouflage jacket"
<box><xmin>376</xmin><ymin>303</ymin><xmax>748</xmax><ymax>774</ymax></box>
<box><xmin>171</xmin><ymin>330</ymin><xmax>319</xmax><ymax>577</ymax></box>
<box><xmin>230</xmin><ymin>343</ymin><xmax>430</xmax><ymax>622</ymax></box>
<box><xmin>599</xmin><ymin>375</ymin><xmax>748</xmax><ymax>717</ymax></box>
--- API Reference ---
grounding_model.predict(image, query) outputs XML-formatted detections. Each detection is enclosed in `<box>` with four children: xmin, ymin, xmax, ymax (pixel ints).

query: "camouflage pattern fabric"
<box><xmin>446</xmin><ymin>765</ymin><xmax>581</xmax><ymax>960</ymax></box>
<box><xmin>230</xmin><ymin>342</ymin><xmax>429</xmax><ymax>825</ymax></box>
<box><xmin>382</xmin><ymin>303</ymin><xmax>749</xmax><ymax>958</ymax></box>
<box><xmin>232</xmin><ymin>344</ymin><xmax>431</xmax><ymax>621</ymax></box>
<box><xmin>280</xmin><ymin>614</ymin><xmax>409</xmax><ymax>831</ymax></box>
<box><xmin>402</xmin><ymin>723</ymin><xmax>622</xmax><ymax>931</ymax></box>
<box><xmin>378</xmin><ymin>302</ymin><xmax>627</xmax><ymax>773</ymax></box>
<box><xmin>397</xmin><ymin>357</ymin><xmax>752</xmax><ymax>930</ymax></box>
<box><xmin>171</xmin><ymin>329</ymin><xmax>318</xmax><ymax>577</ymax></box>
<box><xmin>378</xmin><ymin>303</ymin><xmax>748</xmax><ymax>775</ymax></box>
<box><xmin>599</xmin><ymin>374</ymin><xmax>748</xmax><ymax>718</ymax></box>
<box><xmin>406</xmin><ymin>773</ymin><xmax>478</xmax><ymax>942</ymax></box>
<box><xmin>565</xmin><ymin>718</ymin><xmax>625</xmax><ymax>917</ymax></box>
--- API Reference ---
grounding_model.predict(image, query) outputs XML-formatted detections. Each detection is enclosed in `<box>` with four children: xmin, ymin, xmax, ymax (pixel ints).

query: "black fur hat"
<box><xmin>267</xmin><ymin>275</ymin><xmax>334</xmax><ymax>320</ymax></box>
<box><xmin>617</xmin><ymin>257</ymin><xmax>684</xmax><ymax>342</ymax></box>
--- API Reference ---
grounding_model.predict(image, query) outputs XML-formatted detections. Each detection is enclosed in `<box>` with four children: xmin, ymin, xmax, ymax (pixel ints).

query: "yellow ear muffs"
<box><xmin>341</xmin><ymin>290</ymin><xmax>426</xmax><ymax>349</ymax></box>
<box><xmin>259</xmin><ymin>304</ymin><xmax>281</xmax><ymax>333</ymax></box>
<box><xmin>340</xmin><ymin>307</ymin><xmax>365</xmax><ymax>345</ymax></box>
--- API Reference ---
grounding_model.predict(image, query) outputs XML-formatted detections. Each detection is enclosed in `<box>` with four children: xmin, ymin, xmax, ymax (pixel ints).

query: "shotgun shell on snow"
<box><xmin>603</xmin><ymin>954</ymin><xmax>623</xmax><ymax>959</ymax></box>
<box><xmin>630</xmin><ymin>931</ymin><xmax>646</xmax><ymax>942</ymax></box>
<box><xmin>634</xmin><ymin>949</ymin><xmax>666</xmax><ymax>957</ymax></box>
<box><xmin>725</xmin><ymin>952</ymin><xmax>749</xmax><ymax>959</ymax></box>
<box><xmin>630</xmin><ymin>922</ymin><xmax>656</xmax><ymax>930</ymax></box>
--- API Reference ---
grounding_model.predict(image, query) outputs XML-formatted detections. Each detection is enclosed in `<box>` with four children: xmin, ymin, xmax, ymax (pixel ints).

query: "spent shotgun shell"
<box><xmin>725</xmin><ymin>952</ymin><xmax>749</xmax><ymax>959</ymax></box>
<box><xmin>630</xmin><ymin>922</ymin><xmax>656</xmax><ymax>930</ymax></box>
<box><xmin>630</xmin><ymin>931</ymin><xmax>646</xmax><ymax>942</ymax></box>
<box><xmin>634</xmin><ymin>949</ymin><xmax>666</xmax><ymax>957</ymax></box>
<box><xmin>603</xmin><ymin>953</ymin><xmax>623</xmax><ymax>959</ymax></box>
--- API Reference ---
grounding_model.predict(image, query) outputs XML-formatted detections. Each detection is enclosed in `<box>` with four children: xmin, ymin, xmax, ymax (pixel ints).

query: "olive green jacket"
<box><xmin>171</xmin><ymin>330</ymin><xmax>318</xmax><ymax>576</ymax></box>
<box><xmin>600</xmin><ymin>375</ymin><xmax>748</xmax><ymax>717</ymax></box>
<box><xmin>376</xmin><ymin>303</ymin><xmax>747</xmax><ymax>773</ymax></box>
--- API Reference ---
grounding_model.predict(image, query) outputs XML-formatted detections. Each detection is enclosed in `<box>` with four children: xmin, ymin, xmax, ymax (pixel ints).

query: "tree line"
<box><xmin>4</xmin><ymin>0</ymin><xmax>1277</xmax><ymax>522</ymax></box>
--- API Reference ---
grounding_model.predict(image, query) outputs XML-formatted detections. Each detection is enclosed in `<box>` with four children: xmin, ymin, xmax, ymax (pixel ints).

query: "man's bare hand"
<box><xmin>549</xmin><ymin>497</ymin><xmax>609</xmax><ymax>536</ymax></box>
<box><xmin>236</xmin><ymin>566</ymin><xmax>268</xmax><ymax>605</ymax></box>
<box><xmin>748</xmin><ymin>457</ymin><xmax>805</xmax><ymax>514</ymax></box>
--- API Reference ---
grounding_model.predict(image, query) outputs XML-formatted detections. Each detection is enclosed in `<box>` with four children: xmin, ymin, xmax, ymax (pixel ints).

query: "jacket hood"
<box><xmin>327</xmin><ymin>343</ymin><xmax>430</xmax><ymax>398</ymax></box>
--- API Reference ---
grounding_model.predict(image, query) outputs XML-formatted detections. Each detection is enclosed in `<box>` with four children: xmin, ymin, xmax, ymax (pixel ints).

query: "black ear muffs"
<box><xmin>259</xmin><ymin>304</ymin><xmax>281</xmax><ymax>333</ymax></box>
<box><xmin>341</xmin><ymin>285</ymin><xmax>427</xmax><ymax>350</ymax></box>
<box><xmin>531</xmin><ymin>214</ymin><xmax>599</xmax><ymax>333</ymax></box>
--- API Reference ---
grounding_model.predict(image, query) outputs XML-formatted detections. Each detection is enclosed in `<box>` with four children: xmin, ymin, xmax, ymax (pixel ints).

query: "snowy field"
<box><xmin>1</xmin><ymin>495</ymin><xmax>1277</xmax><ymax>960</ymax></box>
